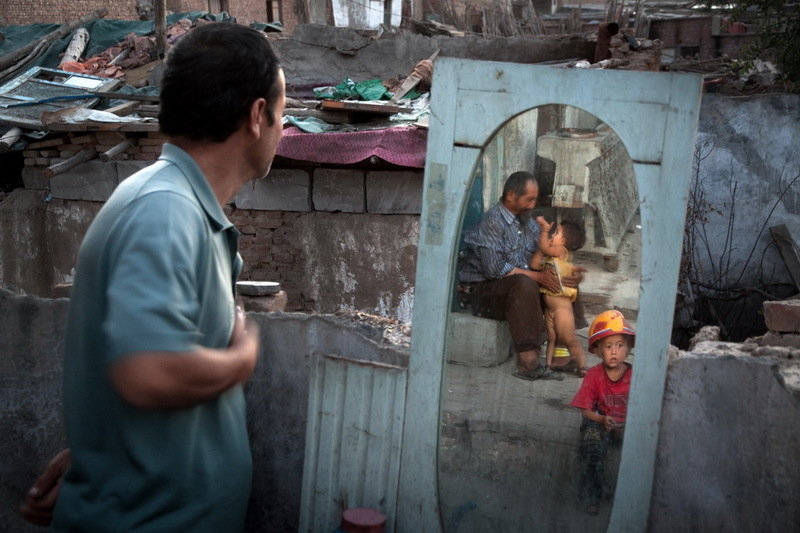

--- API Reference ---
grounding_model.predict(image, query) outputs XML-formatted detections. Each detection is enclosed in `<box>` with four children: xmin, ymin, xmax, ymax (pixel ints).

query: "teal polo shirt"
<box><xmin>54</xmin><ymin>144</ymin><xmax>251</xmax><ymax>532</ymax></box>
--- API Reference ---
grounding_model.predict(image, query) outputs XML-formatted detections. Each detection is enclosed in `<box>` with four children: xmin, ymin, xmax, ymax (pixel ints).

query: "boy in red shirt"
<box><xmin>570</xmin><ymin>309</ymin><xmax>635</xmax><ymax>515</ymax></box>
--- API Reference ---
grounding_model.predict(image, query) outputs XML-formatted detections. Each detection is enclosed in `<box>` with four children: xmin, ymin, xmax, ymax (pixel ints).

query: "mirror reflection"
<box><xmin>439</xmin><ymin>105</ymin><xmax>640</xmax><ymax>532</ymax></box>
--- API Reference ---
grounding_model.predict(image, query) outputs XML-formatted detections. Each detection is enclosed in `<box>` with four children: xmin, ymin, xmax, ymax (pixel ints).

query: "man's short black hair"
<box><xmin>159</xmin><ymin>22</ymin><xmax>282</xmax><ymax>143</ymax></box>
<box><xmin>559</xmin><ymin>220</ymin><xmax>586</xmax><ymax>251</ymax></box>
<box><xmin>502</xmin><ymin>171</ymin><xmax>537</xmax><ymax>201</ymax></box>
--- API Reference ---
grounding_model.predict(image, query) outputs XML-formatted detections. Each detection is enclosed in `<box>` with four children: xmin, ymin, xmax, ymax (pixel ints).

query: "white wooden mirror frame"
<box><xmin>398</xmin><ymin>59</ymin><xmax>702</xmax><ymax>533</ymax></box>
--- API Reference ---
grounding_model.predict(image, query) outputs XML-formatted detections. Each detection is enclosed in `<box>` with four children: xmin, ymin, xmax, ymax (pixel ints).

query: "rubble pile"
<box><xmin>683</xmin><ymin>298</ymin><xmax>800</xmax><ymax>399</ymax></box>
<box><xmin>59</xmin><ymin>18</ymin><xmax>196</xmax><ymax>80</ymax></box>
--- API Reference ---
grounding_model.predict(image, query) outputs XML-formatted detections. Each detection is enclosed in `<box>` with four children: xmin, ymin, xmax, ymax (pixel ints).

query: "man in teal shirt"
<box><xmin>21</xmin><ymin>23</ymin><xmax>286</xmax><ymax>530</ymax></box>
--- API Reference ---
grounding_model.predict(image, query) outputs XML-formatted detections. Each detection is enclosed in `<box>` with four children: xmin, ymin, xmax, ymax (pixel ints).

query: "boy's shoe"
<box><xmin>512</xmin><ymin>366</ymin><xmax>564</xmax><ymax>381</ymax></box>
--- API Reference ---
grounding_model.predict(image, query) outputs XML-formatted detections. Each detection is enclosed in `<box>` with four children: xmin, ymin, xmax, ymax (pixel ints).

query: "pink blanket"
<box><xmin>276</xmin><ymin>125</ymin><xmax>428</xmax><ymax>168</ymax></box>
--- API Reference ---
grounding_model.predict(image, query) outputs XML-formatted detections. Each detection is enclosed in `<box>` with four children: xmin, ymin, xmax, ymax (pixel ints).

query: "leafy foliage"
<box><xmin>731</xmin><ymin>0</ymin><xmax>800</xmax><ymax>83</ymax></box>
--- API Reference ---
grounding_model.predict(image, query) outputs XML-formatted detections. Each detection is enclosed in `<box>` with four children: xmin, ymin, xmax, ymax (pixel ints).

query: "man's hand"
<box><xmin>109</xmin><ymin>309</ymin><xmax>261</xmax><ymax>409</ymax></box>
<box><xmin>229</xmin><ymin>306</ymin><xmax>260</xmax><ymax>383</ymax></box>
<box><xmin>20</xmin><ymin>449</ymin><xmax>71</xmax><ymax>526</ymax></box>
<box><xmin>562</xmin><ymin>265</ymin><xmax>587</xmax><ymax>288</ymax></box>
<box><xmin>528</xmin><ymin>268</ymin><xmax>561</xmax><ymax>293</ymax></box>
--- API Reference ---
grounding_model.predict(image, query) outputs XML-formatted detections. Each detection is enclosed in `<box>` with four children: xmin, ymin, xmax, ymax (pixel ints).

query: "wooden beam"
<box><xmin>44</xmin><ymin>148</ymin><xmax>97</xmax><ymax>178</ymax></box>
<box><xmin>105</xmin><ymin>101</ymin><xmax>140</xmax><ymax>116</ymax></box>
<box><xmin>99</xmin><ymin>140</ymin><xmax>133</xmax><ymax>162</ymax></box>
<box><xmin>154</xmin><ymin>0</ymin><xmax>167</xmax><ymax>59</ymax></box>
<box><xmin>59</xmin><ymin>27</ymin><xmax>90</xmax><ymax>67</ymax></box>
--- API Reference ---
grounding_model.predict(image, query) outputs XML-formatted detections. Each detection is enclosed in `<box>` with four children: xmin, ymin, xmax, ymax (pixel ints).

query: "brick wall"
<box><xmin>3</xmin><ymin>0</ymin><xmax>294</xmax><ymax>32</ymax></box>
<box><xmin>3</xmin><ymin>1</ymin><xmax>137</xmax><ymax>25</ymax></box>
<box><xmin>15</xmin><ymin>130</ymin><xmax>423</xmax><ymax>320</ymax></box>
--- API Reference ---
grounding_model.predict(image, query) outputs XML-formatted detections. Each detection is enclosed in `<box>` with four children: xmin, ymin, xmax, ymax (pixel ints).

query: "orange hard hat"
<box><xmin>588</xmin><ymin>310</ymin><xmax>635</xmax><ymax>350</ymax></box>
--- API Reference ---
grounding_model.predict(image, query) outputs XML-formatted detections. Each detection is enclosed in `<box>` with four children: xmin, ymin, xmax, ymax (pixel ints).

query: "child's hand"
<box><xmin>603</xmin><ymin>415</ymin><xmax>617</xmax><ymax>431</ymax></box>
<box><xmin>534</xmin><ymin>216</ymin><xmax>553</xmax><ymax>232</ymax></box>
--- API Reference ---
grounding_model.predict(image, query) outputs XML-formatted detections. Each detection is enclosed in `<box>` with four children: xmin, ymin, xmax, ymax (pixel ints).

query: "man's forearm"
<box><xmin>109</xmin><ymin>345</ymin><xmax>256</xmax><ymax>409</ymax></box>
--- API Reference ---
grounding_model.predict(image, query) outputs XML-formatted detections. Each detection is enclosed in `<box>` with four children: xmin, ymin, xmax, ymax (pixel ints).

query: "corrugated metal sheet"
<box><xmin>299</xmin><ymin>352</ymin><xmax>407</xmax><ymax>533</ymax></box>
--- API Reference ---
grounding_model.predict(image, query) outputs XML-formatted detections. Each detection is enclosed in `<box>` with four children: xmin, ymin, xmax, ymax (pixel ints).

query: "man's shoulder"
<box><xmin>110</xmin><ymin>161</ymin><xmax>198</xmax><ymax>211</ymax></box>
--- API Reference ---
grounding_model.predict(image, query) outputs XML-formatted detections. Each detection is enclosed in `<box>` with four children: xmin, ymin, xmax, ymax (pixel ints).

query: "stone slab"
<box><xmin>312</xmin><ymin>168</ymin><xmax>365</xmax><ymax>213</ymax></box>
<box><xmin>652</xmin><ymin>353</ymin><xmax>800</xmax><ymax>533</ymax></box>
<box><xmin>366</xmin><ymin>170</ymin><xmax>423</xmax><ymax>214</ymax></box>
<box><xmin>49</xmin><ymin>160</ymin><xmax>117</xmax><ymax>201</ymax></box>
<box><xmin>763</xmin><ymin>299</ymin><xmax>800</xmax><ymax>333</ymax></box>
<box><xmin>447</xmin><ymin>312</ymin><xmax>512</xmax><ymax>367</ymax></box>
<box><xmin>21</xmin><ymin>167</ymin><xmax>49</xmax><ymax>189</ymax></box>
<box><xmin>234</xmin><ymin>169</ymin><xmax>311</xmax><ymax>211</ymax></box>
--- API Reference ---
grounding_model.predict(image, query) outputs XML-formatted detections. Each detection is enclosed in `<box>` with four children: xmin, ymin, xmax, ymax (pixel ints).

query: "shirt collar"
<box><xmin>498</xmin><ymin>202</ymin><xmax>518</xmax><ymax>225</ymax></box>
<box><xmin>158</xmin><ymin>143</ymin><xmax>233</xmax><ymax>232</ymax></box>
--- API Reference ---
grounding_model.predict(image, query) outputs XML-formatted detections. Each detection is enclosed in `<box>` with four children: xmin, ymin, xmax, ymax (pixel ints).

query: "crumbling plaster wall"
<box><xmin>0</xmin><ymin>288</ymin><xmax>407</xmax><ymax>532</ymax></box>
<box><xmin>272</xmin><ymin>24</ymin><xmax>596</xmax><ymax>88</ymax></box>
<box><xmin>2</xmin><ymin>290</ymin><xmax>798</xmax><ymax>531</ymax></box>
<box><xmin>692</xmin><ymin>93</ymin><xmax>800</xmax><ymax>288</ymax></box>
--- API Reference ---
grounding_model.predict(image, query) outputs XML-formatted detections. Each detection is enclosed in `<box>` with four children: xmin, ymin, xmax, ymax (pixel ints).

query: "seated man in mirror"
<box><xmin>458</xmin><ymin>171</ymin><xmax>586</xmax><ymax>380</ymax></box>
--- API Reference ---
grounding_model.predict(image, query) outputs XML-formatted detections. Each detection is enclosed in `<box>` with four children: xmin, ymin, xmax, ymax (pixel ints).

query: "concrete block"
<box><xmin>115</xmin><ymin>161</ymin><xmax>150</xmax><ymax>182</ymax></box>
<box><xmin>234</xmin><ymin>169</ymin><xmax>311</xmax><ymax>211</ymax></box>
<box><xmin>312</xmin><ymin>168</ymin><xmax>365</xmax><ymax>212</ymax></box>
<box><xmin>49</xmin><ymin>160</ymin><xmax>117</xmax><ymax>201</ymax></box>
<box><xmin>21</xmin><ymin>167</ymin><xmax>49</xmax><ymax>189</ymax></box>
<box><xmin>447</xmin><ymin>312</ymin><xmax>512</xmax><ymax>367</ymax></box>
<box><xmin>366</xmin><ymin>170</ymin><xmax>423</xmax><ymax>214</ymax></box>
<box><xmin>763</xmin><ymin>299</ymin><xmax>800</xmax><ymax>333</ymax></box>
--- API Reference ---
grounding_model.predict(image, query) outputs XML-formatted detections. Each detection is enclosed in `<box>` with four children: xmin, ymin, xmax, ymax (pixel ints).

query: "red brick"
<box><xmin>764</xmin><ymin>300</ymin><xmax>800</xmax><ymax>333</ymax></box>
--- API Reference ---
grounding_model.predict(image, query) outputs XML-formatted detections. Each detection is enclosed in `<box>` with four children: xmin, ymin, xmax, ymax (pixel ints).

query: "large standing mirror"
<box><xmin>396</xmin><ymin>60</ymin><xmax>701</xmax><ymax>533</ymax></box>
<box><xmin>438</xmin><ymin>105</ymin><xmax>640</xmax><ymax>532</ymax></box>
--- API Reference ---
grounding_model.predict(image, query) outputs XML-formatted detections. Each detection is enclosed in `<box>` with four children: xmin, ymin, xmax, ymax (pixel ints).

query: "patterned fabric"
<box><xmin>458</xmin><ymin>202</ymin><xmax>541</xmax><ymax>282</ymax></box>
<box><xmin>276</xmin><ymin>125</ymin><xmax>427</xmax><ymax>168</ymax></box>
<box><xmin>539</xmin><ymin>252</ymin><xmax>578</xmax><ymax>302</ymax></box>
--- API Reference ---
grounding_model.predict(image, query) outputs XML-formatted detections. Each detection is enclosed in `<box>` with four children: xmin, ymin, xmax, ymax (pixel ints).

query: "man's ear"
<box><xmin>248</xmin><ymin>98</ymin><xmax>268</xmax><ymax>137</ymax></box>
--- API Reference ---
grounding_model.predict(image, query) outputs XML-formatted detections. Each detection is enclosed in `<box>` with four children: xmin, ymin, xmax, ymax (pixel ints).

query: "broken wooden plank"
<box><xmin>99</xmin><ymin>139</ymin><xmax>133</xmax><ymax>162</ymax></box>
<box><xmin>320</xmin><ymin>100</ymin><xmax>411</xmax><ymax>115</ymax></box>
<box><xmin>389</xmin><ymin>49</ymin><xmax>439</xmax><ymax>104</ymax></box>
<box><xmin>284</xmin><ymin>108</ymin><xmax>351</xmax><ymax>124</ymax></box>
<box><xmin>27</xmin><ymin>137</ymin><xmax>66</xmax><ymax>149</ymax></box>
<box><xmin>136</xmin><ymin>104</ymin><xmax>160</xmax><ymax>118</ymax></box>
<box><xmin>44</xmin><ymin>147</ymin><xmax>97</xmax><ymax>178</ymax></box>
<box><xmin>105</xmin><ymin>101</ymin><xmax>139</xmax><ymax>116</ymax></box>
<box><xmin>91</xmin><ymin>91</ymin><xmax>160</xmax><ymax>102</ymax></box>
<box><xmin>770</xmin><ymin>224</ymin><xmax>800</xmax><ymax>292</ymax></box>
<box><xmin>45</xmin><ymin>121</ymin><xmax>160</xmax><ymax>132</ymax></box>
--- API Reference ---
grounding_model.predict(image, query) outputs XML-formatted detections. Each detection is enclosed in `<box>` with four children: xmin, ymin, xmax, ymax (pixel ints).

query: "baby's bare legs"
<box><xmin>545</xmin><ymin>309</ymin><xmax>557</xmax><ymax>368</ymax></box>
<box><xmin>544</xmin><ymin>295</ymin><xmax>586</xmax><ymax>371</ymax></box>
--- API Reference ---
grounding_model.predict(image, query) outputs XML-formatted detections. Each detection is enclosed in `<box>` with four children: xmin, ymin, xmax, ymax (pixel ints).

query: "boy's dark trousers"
<box><xmin>578</xmin><ymin>418</ymin><xmax>623</xmax><ymax>505</ymax></box>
